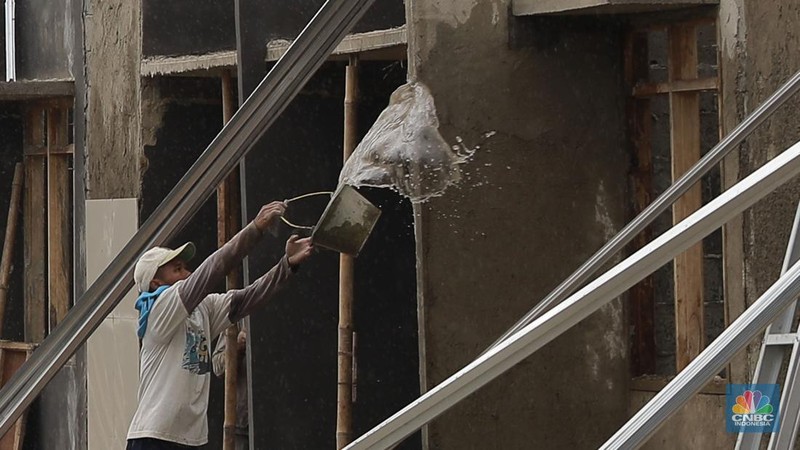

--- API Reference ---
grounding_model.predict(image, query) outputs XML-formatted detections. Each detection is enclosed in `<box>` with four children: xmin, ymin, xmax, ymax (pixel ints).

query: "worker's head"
<box><xmin>133</xmin><ymin>242</ymin><xmax>196</xmax><ymax>293</ymax></box>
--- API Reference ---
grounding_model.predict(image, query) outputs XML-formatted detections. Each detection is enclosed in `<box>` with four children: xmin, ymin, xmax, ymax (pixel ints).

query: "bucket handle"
<box><xmin>280</xmin><ymin>191</ymin><xmax>334</xmax><ymax>230</ymax></box>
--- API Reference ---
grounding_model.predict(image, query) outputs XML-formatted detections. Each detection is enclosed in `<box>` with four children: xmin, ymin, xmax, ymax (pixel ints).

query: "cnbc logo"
<box><xmin>726</xmin><ymin>384</ymin><xmax>781</xmax><ymax>433</ymax></box>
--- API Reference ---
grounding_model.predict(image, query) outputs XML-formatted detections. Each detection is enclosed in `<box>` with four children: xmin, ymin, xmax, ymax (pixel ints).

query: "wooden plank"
<box><xmin>23</xmin><ymin>105</ymin><xmax>48</xmax><ymax>342</ymax></box>
<box><xmin>0</xmin><ymin>81</ymin><xmax>74</xmax><ymax>101</ymax></box>
<box><xmin>0</xmin><ymin>341</ymin><xmax>36</xmax><ymax>352</ymax></box>
<box><xmin>0</xmin><ymin>164</ymin><xmax>24</xmax><ymax>336</ymax></box>
<box><xmin>47</xmin><ymin>107</ymin><xmax>71</xmax><ymax>330</ymax></box>
<box><xmin>669</xmin><ymin>24</ymin><xmax>704</xmax><ymax>371</ymax></box>
<box><xmin>626</xmin><ymin>30</ymin><xmax>657</xmax><ymax>376</ymax></box>
<box><xmin>633</xmin><ymin>77</ymin><xmax>718</xmax><ymax>97</ymax></box>
<box><xmin>23</xmin><ymin>154</ymin><xmax>46</xmax><ymax>343</ymax></box>
<box><xmin>23</xmin><ymin>144</ymin><xmax>74</xmax><ymax>157</ymax></box>
<box><xmin>24</xmin><ymin>106</ymin><xmax>44</xmax><ymax>148</ymax></box>
<box><xmin>629</xmin><ymin>15</ymin><xmax>717</xmax><ymax>33</ymax></box>
<box><xmin>265</xmin><ymin>27</ymin><xmax>407</xmax><ymax>62</ymax></box>
<box><xmin>513</xmin><ymin>0</ymin><xmax>718</xmax><ymax>16</ymax></box>
<box><xmin>0</xmin><ymin>342</ymin><xmax>35</xmax><ymax>450</ymax></box>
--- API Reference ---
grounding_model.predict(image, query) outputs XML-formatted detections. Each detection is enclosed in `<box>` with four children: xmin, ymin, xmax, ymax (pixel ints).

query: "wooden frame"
<box><xmin>625</xmin><ymin>19</ymin><xmax>721</xmax><ymax>374</ymax></box>
<box><xmin>22</xmin><ymin>101</ymin><xmax>73</xmax><ymax>342</ymax></box>
<box><xmin>0</xmin><ymin>341</ymin><xmax>36</xmax><ymax>450</ymax></box>
<box><xmin>625</xmin><ymin>31</ymin><xmax>657</xmax><ymax>376</ymax></box>
<box><xmin>668</xmin><ymin>23</ymin><xmax>705</xmax><ymax>371</ymax></box>
<box><xmin>47</xmin><ymin>106</ymin><xmax>72</xmax><ymax>329</ymax></box>
<box><xmin>23</xmin><ymin>106</ymin><xmax>47</xmax><ymax>343</ymax></box>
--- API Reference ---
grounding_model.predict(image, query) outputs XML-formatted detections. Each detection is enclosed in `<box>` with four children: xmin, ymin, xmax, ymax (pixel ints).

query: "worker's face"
<box><xmin>150</xmin><ymin>258</ymin><xmax>191</xmax><ymax>290</ymax></box>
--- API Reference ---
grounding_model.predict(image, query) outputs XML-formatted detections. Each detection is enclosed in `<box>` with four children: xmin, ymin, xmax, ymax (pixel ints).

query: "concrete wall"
<box><xmin>84</xmin><ymin>0</ymin><xmax>142</xmax><ymax>199</ymax></box>
<box><xmin>242</xmin><ymin>0</ymin><xmax>404</xmax><ymax>42</ymax></box>
<box><xmin>236</xmin><ymin>0</ymin><xmax>405</xmax><ymax>98</ymax></box>
<box><xmin>407</xmin><ymin>2</ymin><xmax>630</xmax><ymax>448</ymax></box>
<box><xmin>142</xmin><ymin>0</ymin><xmax>236</xmax><ymax>57</ymax></box>
<box><xmin>719</xmin><ymin>0</ymin><xmax>800</xmax><ymax>384</ymax></box>
<box><xmin>15</xmin><ymin>0</ymin><xmax>74</xmax><ymax>80</ymax></box>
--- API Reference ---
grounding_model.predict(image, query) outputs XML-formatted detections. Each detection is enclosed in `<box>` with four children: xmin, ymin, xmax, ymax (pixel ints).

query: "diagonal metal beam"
<box><xmin>488</xmin><ymin>68</ymin><xmax>800</xmax><ymax>351</ymax></box>
<box><xmin>602</xmin><ymin>259</ymin><xmax>800</xmax><ymax>449</ymax></box>
<box><xmin>345</xmin><ymin>141</ymin><xmax>800</xmax><ymax>450</ymax></box>
<box><xmin>0</xmin><ymin>0</ymin><xmax>376</xmax><ymax>436</ymax></box>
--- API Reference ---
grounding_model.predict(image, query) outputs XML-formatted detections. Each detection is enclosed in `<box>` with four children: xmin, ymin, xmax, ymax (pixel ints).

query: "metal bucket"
<box><xmin>310</xmin><ymin>184</ymin><xmax>381</xmax><ymax>257</ymax></box>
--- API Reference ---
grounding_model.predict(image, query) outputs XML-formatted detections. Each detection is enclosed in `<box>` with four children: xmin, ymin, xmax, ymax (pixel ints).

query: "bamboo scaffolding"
<box><xmin>219</xmin><ymin>69</ymin><xmax>242</xmax><ymax>450</ymax></box>
<box><xmin>337</xmin><ymin>54</ymin><xmax>359</xmax><ymax>450</ymax></box>
<box><xmin>0</xmin><ymin>164</ymin><xmax>23</xmax><ymax>335</ymax></box>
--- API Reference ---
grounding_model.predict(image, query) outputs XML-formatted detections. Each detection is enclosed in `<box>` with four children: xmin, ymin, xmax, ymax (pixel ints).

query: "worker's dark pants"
<box><xmin>126</xmin><ymin>438</ymin><xmax>200</xmax><ymax>450</ymax></box>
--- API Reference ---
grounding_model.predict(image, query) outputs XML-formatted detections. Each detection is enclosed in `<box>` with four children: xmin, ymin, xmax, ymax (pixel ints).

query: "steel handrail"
<box><xmin>346</xmin><ymin>142</ymin><xmax>800</xmax><ymax>449</ymax></box>
<box><xmin>603</xmin><ymin>239</ymin><xmax>800</xmax><ymax>449</ymax></box>
<box><xmin>488</xmin><ymin>68</ymin><xmax>800</xmax><ymax>351</ymax></box>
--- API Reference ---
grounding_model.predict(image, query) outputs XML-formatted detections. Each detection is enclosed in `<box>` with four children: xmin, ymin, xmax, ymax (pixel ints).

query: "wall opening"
<box><xmin>625</xmin><ymin>16</ymin><xmax>724</xmax><ymax>379</ymax></box>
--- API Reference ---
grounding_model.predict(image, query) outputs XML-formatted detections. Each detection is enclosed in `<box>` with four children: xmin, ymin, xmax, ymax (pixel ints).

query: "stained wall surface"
<box><xmin>85</xmin><ymin>0</ymin><xmax>142</xmax><ymax>199</ymax></box>
<box><xmin>15</xmin><ymin>0</ymin><xmax>74</xmax><ymax>80</ymax></box>
<box><xmin>407</xmin><ymin>2</ymin><xmax>631</xmax><ymax>448</ymax></box>
<box><xmin>718</xmin><ymin>0</ymin><xmax>800</xmax><ymax>386</ymax></box>
<box><xmin>142</xmin><ymin>0</ymin><xmax>236</xmax><ymax>57</ymax></box>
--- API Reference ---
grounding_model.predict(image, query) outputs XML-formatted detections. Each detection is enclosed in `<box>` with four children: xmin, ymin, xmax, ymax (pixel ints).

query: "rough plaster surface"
<box><xmin>719</xmin><ymin>0</ymin><xmax>800</xmax><ymax>382</ymax></box>
<box><xmin>408</xmin><ymin>0</ymin><xmax>630</xmax><ymax>447</ymax></box>
<box><xmin>140</xmin><ymin>78</ymin><xmax>168</xmax><ymax>150</ymax></box>
<box><xmin>85</xmin><ymin>0</ymin><xmax>142</xmax><ymax>199</ymax></box>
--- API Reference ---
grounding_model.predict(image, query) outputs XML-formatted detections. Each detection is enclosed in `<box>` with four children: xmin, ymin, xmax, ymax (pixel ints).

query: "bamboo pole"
<box><xmin>0</xmin><ymin>163</ymin><xmax>24</xmax><ymax>335</ymax></box>
<box><xmin>337</xmin><ymin>54</ymin><xmax>359</xmax><ymax>450</ymax></box>
<box><xmin>219</xmin><ymin>69</ymin><xmax>242</xmax><ymax>450</ymax></box>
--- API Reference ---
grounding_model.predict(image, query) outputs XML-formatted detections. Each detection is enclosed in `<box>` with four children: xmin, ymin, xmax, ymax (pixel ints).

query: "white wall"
<box><xmin>85</xmin><ymin>199</ymin><xmax>140</xmax><ymax>450</ymax></box>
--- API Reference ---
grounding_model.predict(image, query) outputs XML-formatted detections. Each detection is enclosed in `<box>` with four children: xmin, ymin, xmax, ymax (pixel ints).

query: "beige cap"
<box><xmin>133</xmin><ymin>242</ymin><xmax>196</xmax><ymax>293</ymax></box>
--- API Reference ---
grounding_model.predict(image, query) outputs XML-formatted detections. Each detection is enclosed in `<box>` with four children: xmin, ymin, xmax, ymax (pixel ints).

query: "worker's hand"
<box><xmin>254</xmin><ymin>201</ymin><xmax>286</xmax><ymax>233</ymax></box>
<box><xmin>237</xmin><ymin>329</ymin><xmax>247</xmax><ymax>352</ymax></box>
<box><xmin>286</xmin><ymin>235</ymin><xmax>314</xmax><ymax>268</ymax></box>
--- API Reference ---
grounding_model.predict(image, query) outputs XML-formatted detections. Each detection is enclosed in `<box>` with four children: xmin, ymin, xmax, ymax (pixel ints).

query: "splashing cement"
<box><xmin>339</xmin><ymin>82</ymin><xmax>474</xmax><ymax>203</ymax></box>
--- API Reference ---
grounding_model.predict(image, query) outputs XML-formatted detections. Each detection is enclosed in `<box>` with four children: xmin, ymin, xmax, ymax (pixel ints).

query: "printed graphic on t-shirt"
<box><xmin>182</xmin><ymin>326</ymin><xmax>210</xmax><ymax>374</ymax></box>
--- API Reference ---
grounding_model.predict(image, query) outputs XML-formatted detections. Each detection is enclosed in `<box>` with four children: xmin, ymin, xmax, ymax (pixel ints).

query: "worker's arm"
<box><xmin>177</xmin><ymin>202</ymin><xmax>285</xmax><ymax>314</ymax></box>
<box><xmin>212</xmin><ymin>334</ymin><xmax>227</xmax><ymax>377</ymax></box>
<box><xmin>228</xmin><ymin>236</ymin><xmax>313</xmax><ymax>322</ymax></box>
<box><xmin>212</xmin><ymin>329</ymin><xmax>246</xmax><ymax>377</ymax></box>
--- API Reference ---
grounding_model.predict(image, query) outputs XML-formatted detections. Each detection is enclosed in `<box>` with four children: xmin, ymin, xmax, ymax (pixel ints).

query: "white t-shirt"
<box><xmin>127</xmin><ymin>283</ymin><xmax>232</xmax><ymax>446</ymax></box>
<box><xmin>126</xmin><ymin>223</ymin><xmax>292</xmax><ymax>446</ymax></box>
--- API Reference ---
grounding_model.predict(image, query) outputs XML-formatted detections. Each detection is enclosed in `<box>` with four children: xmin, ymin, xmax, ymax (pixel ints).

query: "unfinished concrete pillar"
<box><xmin>406</xmin><ymin>0</ymin><xmax>630</xmax><ymax>448</ymax></box>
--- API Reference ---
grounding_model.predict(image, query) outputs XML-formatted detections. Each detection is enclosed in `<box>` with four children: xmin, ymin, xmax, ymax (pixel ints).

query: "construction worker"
<box><xmin>212</xmin><ymin>325</ymin><xmax>249</xmax><ymax>450</ymax></box>
<box><xmin>126</xmin><ymin>201</ymin><xmax>313</xmax><ymax>450</ymax></box>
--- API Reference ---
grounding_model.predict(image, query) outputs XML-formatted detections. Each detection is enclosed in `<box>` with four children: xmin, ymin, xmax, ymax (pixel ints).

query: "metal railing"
<box><xmin>487</xmin><ymin>69</ymin><xmax>800</xmax><ymax>352</ymax></box>
<box><xmin>0</xmin><ymin>0</ymin><xmax>377</xmax><ymax>436</ymax></box>
<box><xmin>604</xmin><ymin>201</ymin><xmax>800</xmax><ymax>449</ymax></box>
<box><xmin>345</xmin><ymin>140</ymin><xmax>800</xmax><ymax>449</ymax></box>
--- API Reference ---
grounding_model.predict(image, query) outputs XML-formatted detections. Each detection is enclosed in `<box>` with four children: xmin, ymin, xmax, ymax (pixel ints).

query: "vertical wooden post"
<box><xmin>47</xmin><ymin>105</ymin><xmax>71</xmax><ymax>330</ymax></box>
<box><xmin>669</xmin><ymin>24</ymin><xmax>704</xmax><ymax>371</ymax></box>
<box><xmin>337</xmin><ymin>54</ymin><xmax>359</xmax><ymax>450</ymax></box>
<box><xmin>219</xmin><ymin>69</ymin><xmax>242</xmax><ymax>450</ymax></box>
<box><xmin>0</xmin><ymin>164</ymin><xmax>24</xmax><ymax>335</ymax></box>
<box><xmin>23</xmin><ymin>105</ymin><xmax>46</xmax><ymax>343</ymax></box>
<box><xmin>625</xmin><ymin>31</ymin><xmax>657</xmax><ymax>376</ymax></box>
